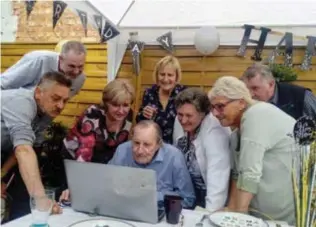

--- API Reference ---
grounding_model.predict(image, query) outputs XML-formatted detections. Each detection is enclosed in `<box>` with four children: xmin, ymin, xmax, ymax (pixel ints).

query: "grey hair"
<box><xmin>37</xmin><ymin>71</ymin><xmax>72</xmax><ymax>90</ymax></box>
<box><xmin>208</xmin><ymin>76</ymin><xmax>256</xmax><ymax>105</ymax></box>
<box><xmin>241</xmin><ymin>63</ymin><xmax>275</xmax><ymax>81</ymax></box>
<box><xmin>61</xmin><ymin>41</ymin><xmax>87</xmax><ymax>55</ymax></box>
<box><xmin>133</xmin><ymin>120</ymin><xmax>163</xmax><ymax>144</ymax></box>
<box><xmin>175</xmin><ymin>87</ymin><xmax>211</xmax><ymax>114</ymax></box>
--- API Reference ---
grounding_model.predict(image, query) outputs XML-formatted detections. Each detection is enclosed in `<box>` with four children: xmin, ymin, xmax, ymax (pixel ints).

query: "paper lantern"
<box><xmin>194</xmin><ymin>26</ymin><xmax>220</xmax><ymax>55</ymax></box>
<box><xmin>55</xmin><ymin>40</ymin><xmax>69</xmax><ymax>53</ymax></box>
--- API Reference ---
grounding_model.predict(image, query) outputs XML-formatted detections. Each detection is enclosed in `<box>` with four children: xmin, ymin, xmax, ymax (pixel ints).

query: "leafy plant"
<box><xmin>39</xmin><ymin>122</ymin><xmax>68</xmax><ymax>187</ymax></box>
<box><xmin>269</xmin><ymin>63</ymin><xmax>298</xmax><ymax>82</ymax></box>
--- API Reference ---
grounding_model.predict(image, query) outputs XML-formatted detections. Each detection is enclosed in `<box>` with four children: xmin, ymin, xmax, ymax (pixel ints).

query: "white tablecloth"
<box><xmin>2</xmin><ymin>208</ymin><xmax>208</xmax><ymax>227</ymax></box>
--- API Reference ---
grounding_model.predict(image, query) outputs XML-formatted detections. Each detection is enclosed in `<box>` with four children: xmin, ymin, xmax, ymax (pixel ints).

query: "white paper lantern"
<box><xmin>194</xmin><ymin>26</ymin><xmax>220</xmax><ymax>55</ymax></box>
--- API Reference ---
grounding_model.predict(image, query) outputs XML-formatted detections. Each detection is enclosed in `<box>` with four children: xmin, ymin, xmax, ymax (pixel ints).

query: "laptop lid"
<box><xmin>64</xmin><ymin>159</ymin><xmax>158</xmax><ymax>223</ymax></box>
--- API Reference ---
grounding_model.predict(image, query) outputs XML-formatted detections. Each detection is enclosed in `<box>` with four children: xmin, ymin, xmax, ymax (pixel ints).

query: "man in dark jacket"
<box><xmin>241</xmin><ymin>63</ymin><xmax>316</xmax><ymax>120</ymax></box>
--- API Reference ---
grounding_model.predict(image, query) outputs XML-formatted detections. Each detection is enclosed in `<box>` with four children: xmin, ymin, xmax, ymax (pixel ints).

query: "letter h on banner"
<box><xmin>237</xmin><ymin>24</ymin><xmax>271</xmax><ymax>61</ymax></box>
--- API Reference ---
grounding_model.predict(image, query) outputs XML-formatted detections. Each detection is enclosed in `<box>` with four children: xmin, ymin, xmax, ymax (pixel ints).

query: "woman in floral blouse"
<box><xmin>63</xmin><ymin>79</ymin><xmax>135</xmax><ymax>163</ymax></box>
<box><xmin>136</xmin><ymin>55</ymin><xmax>186</xmax><ymax>144</ymax></box>
<box><xmin>59</xmin><ymin>79</ymin><xmax>135</xmax><ymax>201</ymax></box>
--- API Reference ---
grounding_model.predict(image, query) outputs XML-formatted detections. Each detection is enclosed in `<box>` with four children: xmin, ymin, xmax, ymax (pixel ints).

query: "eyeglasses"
<box><xmin>210</xmin><ymin>99</ymin><xmax>236</xmax><ymax>113</ymax></box>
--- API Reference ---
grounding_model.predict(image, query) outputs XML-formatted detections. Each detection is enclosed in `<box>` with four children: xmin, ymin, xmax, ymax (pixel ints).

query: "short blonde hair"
<box><xmin>101</xmin><ymin>79</ymin><xmax>135</xmax><ymax>107</ymax></box>
<box><xmin>208</xmin><ymin>76</ymin><xmax>255</xmax><ymax>105</ymax></box>
<box><xmin>152</xmin><ymin>56</ymin><xmax>182</xmax><ymax>83</ymax></box>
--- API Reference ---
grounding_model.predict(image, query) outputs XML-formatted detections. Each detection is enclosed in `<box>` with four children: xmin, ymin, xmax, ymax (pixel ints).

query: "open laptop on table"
<box><xmin>64</xmin><ymin>159</ymin><xmax>164</xmax><ymax>224</ymax></box>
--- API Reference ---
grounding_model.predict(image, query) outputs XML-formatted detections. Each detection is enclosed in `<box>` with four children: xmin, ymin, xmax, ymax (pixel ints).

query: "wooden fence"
<box><xmin>1</xmin><ymin>43</ymin><xmax>315</xmax><ymax>128</ymax></box>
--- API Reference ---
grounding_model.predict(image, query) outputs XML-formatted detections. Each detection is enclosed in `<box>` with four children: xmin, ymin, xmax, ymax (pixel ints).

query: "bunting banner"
<box><xmin>156</xmin><ymin>32</ymin><xmax>174</xmax><ymax>53</ymax></box>
<box><xmin>76</xmin><ymin>9</ymin><xmax>88</xmax><ymax>36</ymax></box>
<box><xmin>100</xmin><ymin>21</ymin><xmax>120</xmax><ymax>43</ymax></box>
<box><xmin>53</xmin><ymin>0</ymin><xmax>67</xmax><ymax>29</ymax></box>
<box><xmin>25</xmin><ymin>0</ymin><xmax>36</xmax><ymax>19</ymax></box>
<box><xmin>128</xmin><ymin>40</ymin><xmax>145</xmax><ymax>76</ymax></box>
<box><xmin>300</xmin><ymin>36</ymin><xmax>316</xmax><ymax>71</ymax></box>
<box><xmin>93</xmin><ymin>14</ymin><xmax>103</xmax><ymax>37</ymax></box>
<box><xmin>237</xmin><ymin>24</ymin><xmax>316</xmax><ymax>71</ymax></box>
<box><xmin>265</xmin><ymin>32</ymin><xmax>293</xmax><ymax>67</ymax></box>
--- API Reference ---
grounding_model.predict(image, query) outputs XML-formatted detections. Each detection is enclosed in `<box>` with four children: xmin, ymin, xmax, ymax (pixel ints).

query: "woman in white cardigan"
<box><xmin>173</xmin><ymin>87</ymin><xmax>231</xmax><ymax>212</ymax></box>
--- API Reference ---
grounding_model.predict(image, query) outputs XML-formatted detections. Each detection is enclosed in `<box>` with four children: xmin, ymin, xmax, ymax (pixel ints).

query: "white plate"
<box><xmin>68</xmin><ymin>218</ymin><xmax>137</xmax><ymax>227</ymax></box>
<box><xmin>208</xmin><ymin>211</ymin><xmax>267</xmax><ymax>227</ymax></box>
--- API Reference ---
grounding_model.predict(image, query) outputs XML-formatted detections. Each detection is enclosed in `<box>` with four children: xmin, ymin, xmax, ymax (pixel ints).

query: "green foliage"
<box><xmin>269</xmin><ymin>64</ymin><xmax>298</xmax><ymax>82</ymax></box>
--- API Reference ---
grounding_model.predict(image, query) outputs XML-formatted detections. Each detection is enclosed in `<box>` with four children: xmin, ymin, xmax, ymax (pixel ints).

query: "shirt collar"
<box><xmin>269</xmin><ymin>83</ymin><xmax>278</xmax><ymax>104</ymax></box>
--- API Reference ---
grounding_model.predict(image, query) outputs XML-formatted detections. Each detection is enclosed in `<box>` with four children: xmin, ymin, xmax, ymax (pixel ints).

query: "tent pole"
<box><xmin>117</xmin><ymin>0</ymin><xmax>135</xmax><ymax>27</ymax></box>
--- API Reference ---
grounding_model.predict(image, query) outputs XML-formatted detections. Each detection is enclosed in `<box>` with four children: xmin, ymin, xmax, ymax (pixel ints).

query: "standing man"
<box><xmin>241</xmin><ymin>63</ymin><xmax>316</xmax><ymax>120</ymax></box>
<box><xmin>1</xmin><ymin>72</ymin><xmax>72</xmax><ymax>220</ymax></box>
<box><xmin>1</xmin><ymin>40</ymin><xmax>86</xmax><ymax>97</ymax></box>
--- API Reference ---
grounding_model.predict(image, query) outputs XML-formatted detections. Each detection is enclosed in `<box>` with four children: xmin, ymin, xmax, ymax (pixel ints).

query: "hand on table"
<box><xmin>59</xmin><ymin>189</ymin><xmax>70</xmax><ymax>202</ymax></box>
<box><xmin>51</xmin><ymin>201</ymin><xmax>62</xmax><ymax>215</ymax></box>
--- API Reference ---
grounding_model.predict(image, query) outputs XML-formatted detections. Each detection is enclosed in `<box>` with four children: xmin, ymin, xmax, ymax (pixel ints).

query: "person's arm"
<box><xmin>135</xmin><ymin>89</ymin><xmax>150</xmax><ymax>122</ymax></box>
<box><xmin>1</xmin><ymin>55</ymin><xmax>42</xmax><ymax>90</ymax></box>
<box><xmin>227</xmin><ymin>180</ymin><xmax>238</xmax><ymax>209</ymax></box>
<box><xmin>204</xmin><ymin>126</ymin><xmax>232</xmax><ymax>212</ymax></box>
<box><xmin>172</xmin><ymin>149</ymin><xmax>196</xmax><ymax>209</ymax></box>
<box><xmin>15</xmin><ymin>145</ymin><xmax>45</xmax><ymax>196</ymax></box>
<box><xmin>2</xmin><ymin>96</ymin><xmax>45</xmax><ymax>197</ymax></box>
<box><xmin>303</xmin><ymin>90</ymin><xmax>316</xmax><ymax>119</ymax></box>
<box><xmin>1</xmin><ymin>154</ymin><xmax>17</xmax><ymax>177</ymax></box>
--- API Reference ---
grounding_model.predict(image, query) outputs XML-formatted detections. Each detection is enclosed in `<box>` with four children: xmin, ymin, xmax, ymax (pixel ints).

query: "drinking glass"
<box><xmin>30</xmin><ymin>189</ymin><xmax>55</xmax><ymax>227</ymax></box>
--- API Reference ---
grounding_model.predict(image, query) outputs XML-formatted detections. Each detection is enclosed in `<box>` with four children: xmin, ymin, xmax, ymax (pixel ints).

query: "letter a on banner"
<box><xmin>93</xmin><ymin>15</ymin><xmax>103</xmax><ymax>37</ymax></box>
<box><xmin>300</xmin><ymin>36</ymin><xmax>316</xmax><ymax>71</ymax></box>
<box><xmin>128</xmin><ymin>40</ymin><xmax>145</xmax><ymax>76</ymax></box>
<box><xmin>53</xmin><ymin>0</ymin><xmax>67</xmax><ymax>29</ymax></box>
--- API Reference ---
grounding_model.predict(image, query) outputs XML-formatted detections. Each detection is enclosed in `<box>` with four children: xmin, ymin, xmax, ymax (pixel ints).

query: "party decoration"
<box><xmin>76</xmin><ymin>9</ymin><xmax>88</xmax><ymax>37</ymax></box>
<box><xmin>100</xmin><ymin>21</ymin><xmax>120</xmax><ymax>43</ymax></box>
<box><xmin>266</xmin><ymin>32</ymin><xmax>293</xmax><ymax>67</ymax></box>
<box><xmin>292</xmin><ymin>116</ymin><xmax>316</xmax><ymax>227</ymax></box>
<box><xmin>25</xmin><ymin>0</ymin><xmax>36</xmax><ymax>19</ymax></box>
<box><xmin>194</xmin><ymin>26</ymin><xmax>220</xmax><ymax>55</ymax></box>
<box><xmin>93</xmin><ymin>14</ymin><xmax>103</xmax><ymax>37</ymax></box>
<box><xmin>53</xmin><ymin>0</ymin><xmax>67</xmax><ymax>29</ymax></box>
<box><xmin>156</xmin><ymin>32</ymin><xmax>174</xmax><ymax>53</ymax></box>
<box><xmin>237</xmin><ymin>24</ymin><xmax>271</xmax><ymax>61</ymax></box>
<box><xmin>293</xmin><ymin>116</ymin><xmax>316</xmax><ymax>146</ymax></box>
<box><xmin>128</xmin><ymin>40</ymin><xmax>145</xmax><ymax>76</ymax></box>
<box><xmin>300</xmin><ymin>36</ymin><xmax>316</xmax><ymax>71</ymax></box>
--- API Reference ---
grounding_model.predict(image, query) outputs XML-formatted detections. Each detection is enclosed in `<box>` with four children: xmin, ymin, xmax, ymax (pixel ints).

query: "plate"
<box><xmin>67</xmin><ymin>218</ymin><xmax>137</xmax><ymax>227</ymax></box>
<box><xmin>208</xmin><ymin>212</ymin><xmax>267</xmax><ymax>227</ymax></box>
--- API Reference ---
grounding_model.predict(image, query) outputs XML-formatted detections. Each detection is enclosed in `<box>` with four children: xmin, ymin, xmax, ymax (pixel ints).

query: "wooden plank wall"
<box><xmin>138</xmin><ymin>46</ymin><xmax>316</xmax><ymax>110</ymax></box>
<box><xmin>1</xmin><ymin>44</ymin><xmax>315</xmax><ymax>127</ymax></box>
<box><xmin>0</xmin><ymin>43</ymin><xmax>134</xmax><ymax>128</ymax></box>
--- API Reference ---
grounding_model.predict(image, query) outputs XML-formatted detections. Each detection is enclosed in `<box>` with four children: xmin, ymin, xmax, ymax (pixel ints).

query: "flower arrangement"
<box><xmin>269</xmin><ymin>63</ymin><xmax>298</xmax><ymax>82</ymax></box>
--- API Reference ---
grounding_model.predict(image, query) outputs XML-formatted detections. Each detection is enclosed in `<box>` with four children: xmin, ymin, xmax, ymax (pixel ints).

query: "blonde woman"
<box><xmin>136</xmin><ymin>56</ymin><xmax>186</xmax><ymax>144</ymax></box>
<box><xmin>59</xmin><ymin>79</ymin><xmax>135</xmax><ymax>201</ymax></box>
<box><xmin>208</xmin><ymin>76</ymin><xmax>296</xmax><ymax>225</ymax></box>
<box><xmin>63</xmin><ymin>79</ymin><xmax>135</xmax><ymax>163</ymax></box>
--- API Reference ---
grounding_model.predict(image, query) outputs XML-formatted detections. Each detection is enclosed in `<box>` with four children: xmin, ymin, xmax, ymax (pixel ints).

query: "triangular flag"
<box><xmin>25</xmin><ymin>0</ymin><xmax>36</xmax><ymax>19</ymax></box>
<box><xmin>128</xmin><ymin>40</ymin><xmax>145</xmax><ymax>76</ymax></box>
<box><xmin>100</xmin><ymin>21</ymin><xmax>120</xmax><ymax>43</ymax></box>
<box><xmin>76</xmin><ymin>9</ymin><xmax>88</xmax><ymax>37</ymax></box>
<box><xmin>53</xmin><ymin>0</ymin><xmax>67</xmax><ymax>29</ymax></box>
<box><xmin>156</xmin><ymin>32</ymin><xmax>174</xmax><ymax>53</ymax></box>
<box><xmin>93</xmin><ymin>14</ymin><xmax>103</xmax><ymax>37</ymax></box>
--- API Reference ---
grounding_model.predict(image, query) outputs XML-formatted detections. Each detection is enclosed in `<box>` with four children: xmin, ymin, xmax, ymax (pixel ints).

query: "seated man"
<box><xmin>1</xmin><ymin>40</ymin><xmax>86</xmax><ymax>97</ymax></box>
<box><xmin>1</xmin><ymin>71</ymin><xmax>72</xmax><ymax>220</ymax></box>
<box><xmin>59</xmin><ymin>120</ymin><xmax>196</xmax><ymax>208</ymax></box>
<box><xmin>109</xmin><ymin>120</ymin><xmax>196</xmax><ymax>209</ymax></box>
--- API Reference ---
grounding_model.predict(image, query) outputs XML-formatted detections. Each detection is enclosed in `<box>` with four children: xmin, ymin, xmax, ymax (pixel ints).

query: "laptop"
<box><xmin>64</xmin><ymin>159</ymin><xmax>164</xmax><ymax>224</ymax></box>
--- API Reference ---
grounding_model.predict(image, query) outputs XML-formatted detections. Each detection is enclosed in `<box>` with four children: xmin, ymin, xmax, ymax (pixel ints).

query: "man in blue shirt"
<box><xmin>108</xmin><ymin>120</ymin><xmax>195</xmax><ymax>209</ymax></box>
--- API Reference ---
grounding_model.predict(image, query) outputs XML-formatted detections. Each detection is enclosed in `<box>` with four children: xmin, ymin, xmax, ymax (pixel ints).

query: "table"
<box><xmin>2</xmin><ymin>208</ymin><xmax>208</xmax><ymax>227</ymax></box>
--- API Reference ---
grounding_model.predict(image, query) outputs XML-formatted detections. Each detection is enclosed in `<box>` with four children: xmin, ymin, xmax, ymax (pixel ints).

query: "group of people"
<box><xmin>1</xmin><ymin>40</ymin><xmax>316</xmax><ymax>225</ymax></box>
